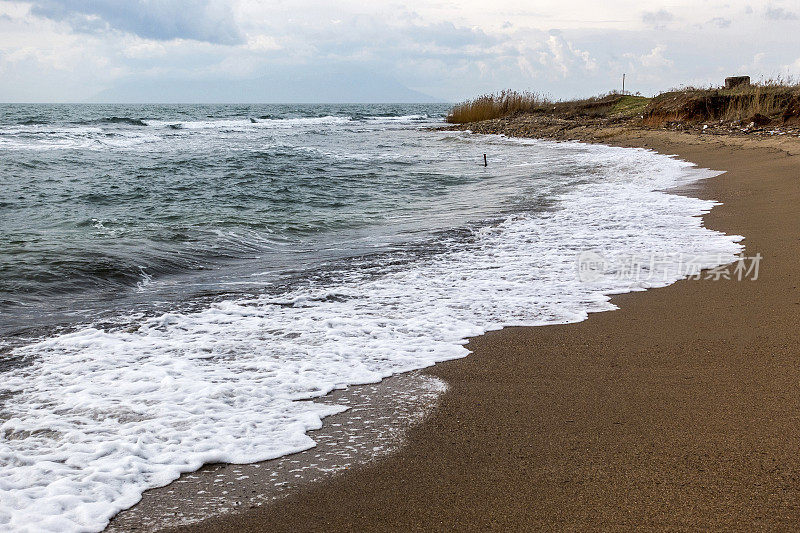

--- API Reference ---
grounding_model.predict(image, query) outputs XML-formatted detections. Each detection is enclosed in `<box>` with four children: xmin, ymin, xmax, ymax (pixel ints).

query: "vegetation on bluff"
<box><xmin>447</xmin><ymin>79</ymin><xmax>800</xmax><ymax>128</ymax></box>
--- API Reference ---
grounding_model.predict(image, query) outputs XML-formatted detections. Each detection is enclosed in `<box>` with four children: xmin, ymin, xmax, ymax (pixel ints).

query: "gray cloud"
<box><xmin>268</xmin><ymin>17</ymin><xmax>498</xmax><ymax>65</ymax></box>
<box><xmin>412</xmin><ymin>22</ymin><xmax>497</xmax><ymax>49</ymax></box>
<box><xmin>765</xmin><ymin>6</ymin><xmax>798</xmax><ymax>20</ymax></box>
<box><xmin>28</xmin><ymin>0</ymin><xmax>242</xmax><ymax>44</ymax></box>
<box><xmin>709</xmin><ymin>17</ymin><xmax>732</xmax><ymax>28</ymax></box>
<box><xmin>642</xmin><ymin>9</ymin><xmax>674</xmax><ymax>28</ymax></box>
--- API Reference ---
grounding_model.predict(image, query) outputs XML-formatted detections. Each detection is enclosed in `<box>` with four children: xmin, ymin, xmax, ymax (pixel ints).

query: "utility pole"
<box><xmin>622</xmin><ymin>73</ymin><xmax>626</xmax><ymax>95</ymax></box>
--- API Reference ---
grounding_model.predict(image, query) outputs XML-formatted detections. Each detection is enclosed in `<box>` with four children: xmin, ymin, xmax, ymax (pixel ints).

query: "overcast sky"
<box><xmin>1</xmin><ymin>0</ymin><xmax>800</xmax><ymax>102</ymax></box>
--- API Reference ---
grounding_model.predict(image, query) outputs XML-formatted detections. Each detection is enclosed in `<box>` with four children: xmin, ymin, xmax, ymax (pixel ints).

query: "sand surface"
<box><xmin>158</xmin><ymin>131</ymin><xmax>800</xmax><ymax>531</ymax></box>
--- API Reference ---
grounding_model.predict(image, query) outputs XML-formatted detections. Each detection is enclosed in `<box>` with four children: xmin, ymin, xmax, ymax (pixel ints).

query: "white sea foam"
<box><xmin>0</xmin><ymin>116</ymin><xmax>353</xmax><ymax>151</ymax></box>
<box><xmin>147</xmin><ymin>115</ymin><xmax>351</xmax><ymax>130</ymax></box>
<box><xmin>364</xmin><ymin>114</ymin><xmax>429</xmax><ymax>123</ymax></box>
<box><xmin>0</xmin><ymin>126</ymin><xmax>105</xmax><ymax>150</ymax></box>
<box><xmin>0</xmin><ymin>140</ymin><xmax>742</xmax><ymax>532</ymax></box>
<box><xmin>135</xmin><ymin>268</ymin><xmax>153</xmax><ymax>293</ymax></box>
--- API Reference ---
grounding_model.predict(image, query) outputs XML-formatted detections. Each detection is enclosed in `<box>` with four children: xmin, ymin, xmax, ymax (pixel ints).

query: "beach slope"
<box><xmin>172</xmin><ymin>133</ymin><xmax>800</xmax><ymax>531</ymax></box>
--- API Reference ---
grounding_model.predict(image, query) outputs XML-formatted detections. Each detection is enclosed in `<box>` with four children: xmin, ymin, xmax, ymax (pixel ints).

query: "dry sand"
<box><xmin>162</xmin><ymin>131</ymin><xmax>800</xmax><ymax>531</ymax></box>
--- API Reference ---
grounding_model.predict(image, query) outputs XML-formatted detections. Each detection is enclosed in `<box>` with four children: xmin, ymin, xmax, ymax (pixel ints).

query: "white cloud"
<box><xmin>0</xmin><ymin>0</ymin><xmax>799</xmax><ymax>101</ymax></box>
<box><xmin>122</xmin><ymin>39</ymin><xmax>168</xmax><ymax>59</ymax></box>
<box><xmin>245</xmin><ymin>35</ymin><xmax>281</xmax><ymax>52</ymax></box>
<box><xmin>537</xmin><ymin>33</ymin><xmax>596</xmax><ymax>77</ymax></box>
<box><xmin>639</xmin><ymin>45</ymin><xmax>674</xmax><ymax>68</ymax></box>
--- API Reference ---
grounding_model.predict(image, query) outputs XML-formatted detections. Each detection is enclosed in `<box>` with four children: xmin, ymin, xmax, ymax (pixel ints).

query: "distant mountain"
<box><xmin>89</xmin><ymin>66</ymin><xmax>442</xmax><ymax>103</ymax></box>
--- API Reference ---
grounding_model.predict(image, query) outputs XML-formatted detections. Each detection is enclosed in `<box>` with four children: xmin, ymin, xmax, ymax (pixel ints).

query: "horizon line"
<box><xmin>0</xmin><ymin>101</ymin><xmax>453</xmax><ymax>105</ymax></box>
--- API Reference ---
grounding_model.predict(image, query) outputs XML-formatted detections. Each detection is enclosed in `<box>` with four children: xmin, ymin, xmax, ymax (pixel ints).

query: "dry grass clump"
<box><xmin>446</xmin><ymin>90</ymin><xmax>550</xmax><ymax>123</ymax></box>
<box><xmin>722</xmin><ymin>81</ymin><xmax>800</xmax><ymax>121</ymax></box>
<box><xmin>448</xmin><ymin>79</ymin><xmax>800</xmax><ymax>128</ymax></box>
<box><xmin>643</xmin><ymin>78</ymin><xmax>800</xmax><ymax>126</ymax></box>
<box><xmin>446</xmin><ymin>90</ymin><xmax>651</xmax><ymax>124</ymax></box>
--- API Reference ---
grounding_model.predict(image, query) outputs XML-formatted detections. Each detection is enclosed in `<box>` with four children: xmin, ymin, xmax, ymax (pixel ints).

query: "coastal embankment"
<box><xmin>167</xmin><ymin>126</ymin><xmax>800</xmax><ymax>531</ymax></box>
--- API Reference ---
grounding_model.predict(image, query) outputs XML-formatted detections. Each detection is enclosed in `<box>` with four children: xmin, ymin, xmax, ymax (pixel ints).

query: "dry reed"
<box><xmin>446</xmin><ymin>90</ymin><xmax>550</xmax><ymax>123</ymax></box>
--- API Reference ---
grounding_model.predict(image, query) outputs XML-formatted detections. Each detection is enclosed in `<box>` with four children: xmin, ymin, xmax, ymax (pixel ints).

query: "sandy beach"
<box><xmin>154</xmin><ymin>130</ymin><xmax>800</xmax><ymax>531</ymax></box>
<box><xmin>8</xmin><ymin>4</ymin><xmax>800</xmax><ymax>532</ymax></box>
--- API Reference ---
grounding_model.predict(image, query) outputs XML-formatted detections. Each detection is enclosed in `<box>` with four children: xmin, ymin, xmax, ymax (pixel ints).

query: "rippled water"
<box><xmin>1</xmin><ymin>103</ymin><xmax>474</xmax><ymax>340</ymax></box>
<box><xmin>0</xmin><ymin>104</ymin><xmax>743</xmax><ymax>532</ymax></box>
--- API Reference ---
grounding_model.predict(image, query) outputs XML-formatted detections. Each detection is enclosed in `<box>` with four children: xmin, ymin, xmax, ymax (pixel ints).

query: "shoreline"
<box><xmin>145</xmin><ymin>128</ymin><xmax>800</xmax><ymax>531</ymax></box>
<box><xmin>107</xmin><ymin>371</ymin><xmax>447</xmax><ymax>531</ymax></box>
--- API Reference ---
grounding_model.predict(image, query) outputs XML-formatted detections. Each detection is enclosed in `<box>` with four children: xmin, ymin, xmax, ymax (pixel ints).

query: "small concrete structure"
<box><xmin>725</xmin><ymin>76</ymin><xmax>751</xmax><ymax>89</ymax></box>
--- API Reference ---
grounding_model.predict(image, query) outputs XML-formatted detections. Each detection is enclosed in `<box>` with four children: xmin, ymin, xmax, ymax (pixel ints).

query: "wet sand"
<box><xmin>109</xmin><ymin>371</ymin><xmax>446</xmax><ymax>531</ymax></box>
<box><xmin>164</xmin><ymin>132</ymin><xmax>800</xmax><ymax>531</ymax></box>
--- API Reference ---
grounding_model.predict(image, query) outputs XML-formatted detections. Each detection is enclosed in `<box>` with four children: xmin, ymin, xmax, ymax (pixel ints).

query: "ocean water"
<box><xmin>0</xmin><ymin>104</ymin><xmax>742</xmax><ymax>531</ymax></box>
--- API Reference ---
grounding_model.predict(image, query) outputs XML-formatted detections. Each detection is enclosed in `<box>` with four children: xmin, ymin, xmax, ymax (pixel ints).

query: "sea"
<box><xmin>0</xmin><ymin>103</ymin><xmax>743</xmax><ymax>531</ymax></box>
